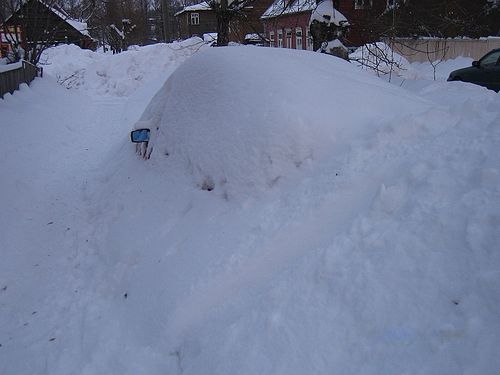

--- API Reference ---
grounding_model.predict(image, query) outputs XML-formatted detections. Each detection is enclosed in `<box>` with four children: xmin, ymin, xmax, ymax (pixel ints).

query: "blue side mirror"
<box><xmin>131</xmin><ymin>128</ymin><xmax>150</xmax><ymax>143</ymax></box>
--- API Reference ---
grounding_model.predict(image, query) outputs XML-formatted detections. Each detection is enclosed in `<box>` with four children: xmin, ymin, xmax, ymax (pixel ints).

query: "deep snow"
<box><xmin>1</xmin><ymin>43</ymin><xmax>499</xmax><ymax>375</ymax></box>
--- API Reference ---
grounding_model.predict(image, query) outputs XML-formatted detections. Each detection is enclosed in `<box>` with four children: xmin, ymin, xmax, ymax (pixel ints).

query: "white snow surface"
<box><xmin>1</xmin><ymin>43</ymin><xmax>500</xmax><ymax>375</ymax></box>
<box><xmin>0</xmin><ymin>61</ymin><xmax>22</xmax><ymax>73</ymax></box>
<box><xmin>39</xmin><ymin>38</ymin><xmax>209</xmax><ymax>96</ymax></box>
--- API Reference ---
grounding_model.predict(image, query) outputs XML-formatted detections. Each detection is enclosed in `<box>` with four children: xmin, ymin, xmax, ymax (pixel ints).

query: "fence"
<box><xmin>387</xmin><ymin>37</ymin><xmax>500</xmax><ymax>63</ymax></box>
<box><xmin>0</xmin><ymin>60</ymin><xmax>43</xmax><ymax>98</ymax></box>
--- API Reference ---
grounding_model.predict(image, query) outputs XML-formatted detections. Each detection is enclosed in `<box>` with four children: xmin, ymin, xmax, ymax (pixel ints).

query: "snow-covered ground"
<box><xmin>1</xmin><ymin>42</ymin><xmax>499</xmax><ymax>375</ymax></box>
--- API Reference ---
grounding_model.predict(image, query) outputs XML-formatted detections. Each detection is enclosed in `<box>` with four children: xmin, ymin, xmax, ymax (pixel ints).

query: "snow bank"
<box><xmin>40</xmin><ymin>38</ymin><xmax>209</xmax><ymax>96</ymax></box>
<box><xmin>350</xmin><ymin>43</ymin><xmax>478</xmax><ymax>82</ymax></box>
<box><xmin>407</xmin><ymin>56</ymin><xmax>475</xmax><ymax>80</ymax></box>
<box><xmin>139</xmin><ymin>46</ymin><xmax>429</xmax><ymax>199</ymax></box>
<box><xmin>350</xmin><ymin>42</ymin><xmax>416</xmax><ymax>77</ymax></box>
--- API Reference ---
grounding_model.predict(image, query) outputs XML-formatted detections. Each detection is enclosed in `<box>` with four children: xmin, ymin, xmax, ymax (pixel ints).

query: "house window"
<box><xmin>354</xmin><ymin>0</ymin><xmax>372</xmax><ymax>9</ymax></box>
<box><xmin>190</xmin><ymin>13</ymin><xmax>200</xmax><ymax>25</ymax></box>
<box><xmin>278</xmin><ymin>30</ymin><xmax>283</xmax><ymax>48</ymax></box>
<box><xmin>306</xmin><ymin>29</ymin><xmax>313</xmax><ymax>50</ymax></box>
<box><xmin>286</xmin><ymin>29</ymin><xmax>292</xmax><ymax>48</ymax></box>
<box><xmin>295</xmin><ymin>27</ymin><xmax>303</xmax><ymax>49</ymax></box>
<box><xmin>269</xmin><ymin>31</ymin><xmax>275</xmax><ymax>47</ymax></box>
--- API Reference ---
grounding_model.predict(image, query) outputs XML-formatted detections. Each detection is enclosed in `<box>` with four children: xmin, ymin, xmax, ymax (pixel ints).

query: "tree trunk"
<box><xmin>161</xmin><ymin>0</ymin><xmax>171</xmax><ymax>42</ymax></box>
<box><xmin>216</xmin><ymin>0</ymin><xmax>230</xmax><ymax>46</ymax></box>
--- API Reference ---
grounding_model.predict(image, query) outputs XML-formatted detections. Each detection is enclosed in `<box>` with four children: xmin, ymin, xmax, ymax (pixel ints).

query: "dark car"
<box><xmin>447</xmin><ymin>48</ymin><xmax>500</xmax><ymax>92</ymax></box>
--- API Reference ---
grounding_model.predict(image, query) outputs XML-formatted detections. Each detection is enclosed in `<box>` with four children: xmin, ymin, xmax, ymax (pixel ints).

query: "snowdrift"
<box><xmin>141</xmin><ymin>46</ymin><xmax>429</xmax><ymax>198</ymax></box>
<box><xmin>40</xmin><ymin>38</ymin><xmax>208</xmax><ymax>96</ymax></box>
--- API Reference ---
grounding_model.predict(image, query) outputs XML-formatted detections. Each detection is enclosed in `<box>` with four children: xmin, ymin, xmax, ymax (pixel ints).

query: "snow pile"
<box><xmin>203</xmin><ymin>33</ymin><xmax>217</xmax><ymax>43</ymax></box>
<box><xmin>406</xmin><ymin>56</ymin><xmax>474</xmax><ymax>80</ymax></box>
<box><xmin>140</xmin><ymin>47</ymin><xmax>428</xmax><ymax>199</ymax></box>
<box><xmin>350</xmin><ymin>42</ymin><xmax>417</xmax><ymax>77</ymax></box>
<box><xmin>350</xmin><ymin>43</ymin><xmax>478</xmax><ymax>82</ymax></box>
<box><xmin>40</xmin><ymin>38</ymin><xmax>209</xmax><ymax>96</ymax></box>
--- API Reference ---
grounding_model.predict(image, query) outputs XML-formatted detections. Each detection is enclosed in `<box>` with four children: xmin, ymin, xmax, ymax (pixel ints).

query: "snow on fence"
<box><xmin>0</xmin><ymin>60</ymin><xmax>43</xmax><ymax>98</ymax></box>
<box><xmin>388</xmin><ymin>37</ymin><xmax>500</xmax><ymax>63</ymax></box>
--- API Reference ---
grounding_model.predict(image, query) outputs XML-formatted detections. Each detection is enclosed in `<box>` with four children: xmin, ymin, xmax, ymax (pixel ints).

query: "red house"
<box><xmin>261</xmin><ymin>0</ymin><xmax>316</xmax><ymax>50</ymax></box>
<box><xmin>261</xmin><ymin>0</ymin><xmax>389</xmax><ymax>49</ymax></box>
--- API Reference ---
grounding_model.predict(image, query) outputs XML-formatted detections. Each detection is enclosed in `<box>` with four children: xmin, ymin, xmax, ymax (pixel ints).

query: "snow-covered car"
<box><xmin>447</xmin><ymin>48</ymin><xmax>500</xmax><ymax>92</ymax></box>
<box><xmin>130</xmin><ymin>47</ymin><xmax>434</xmax><ymax>198</ymax></box>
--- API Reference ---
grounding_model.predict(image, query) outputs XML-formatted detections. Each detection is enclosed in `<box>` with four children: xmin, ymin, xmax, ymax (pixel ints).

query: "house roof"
<box><xmin>174</xmin><ymin>1</ymin><xmax>212</xmax><ymax>17</ymax></box>
<box><xmin>262</xmin><ymin>0</ymin><xmax>348</xmax><ymax>27</ymax></box>
<box><xmin>261</xmin><ymin>0</ymin><xmax>316</xmax><ymax>19</ymax></box>
<box><xmin>47</xmin><ymin>4</ymin><xmax>90</xmax><ymax>37</ymax></box>
<box><xmin>4</xmin><ymin>0</ymin><xmax>91</xmax><ymax>38</ymax></box>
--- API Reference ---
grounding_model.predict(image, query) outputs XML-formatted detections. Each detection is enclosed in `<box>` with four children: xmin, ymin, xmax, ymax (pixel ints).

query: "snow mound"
<box><xmin>140</xmin><ymin>46</ymin><xmax>429</xmax><ymax>198</ymax></box>
<box><xmin>407</xmin><ymin>56</ymin><xmax>475</xmax><ymax>81</ymax></box>
<box><xmin>40</xmin><ymin>38</ymin><xmax>209</xmax><ymax>96</ymax></box>
<box><xmin>350</xmin><ymin>42</ymin><xmax>417</xmax><ymax>77</ymax></box>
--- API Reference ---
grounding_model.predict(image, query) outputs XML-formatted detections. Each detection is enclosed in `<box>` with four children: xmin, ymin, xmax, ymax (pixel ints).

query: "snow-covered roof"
<box><xmin>309</xmin><ymin>0</ymin><xmax>349</xmax><ymax>27</ymax></box>
<box><xmin>65</xmin><ymin>19</ymin><xmax>90</xmax><ymax>37</ymax></box>
<box><xmin>261</xmin><ymin>0</ymin><xmax>316</xmax><ymax>19</ymax></box>
<box><xmin>175</xmin><ymin>1</ymin><xmax>212</xmax><ymax>16</ymax></box>
<box><xmin>44</xmin><ymin>1</ymin><xmax>91</xmax><ymax>37</ymax></box>
<box><xmin>3</xmin><ymin>0</ymin><xmax>91</xmax><ymax>38</ymax></box>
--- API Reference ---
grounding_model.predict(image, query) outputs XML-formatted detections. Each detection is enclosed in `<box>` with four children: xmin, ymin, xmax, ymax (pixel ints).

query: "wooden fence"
<box><xmin>0</xmin><ymin>60</ymin><xmax>43</xmax><ymax>98</ymax></box>
<box><xmin>387</xmin><ymin>37</ymin><xmax>500</xmax><ymax>63</ymax></box>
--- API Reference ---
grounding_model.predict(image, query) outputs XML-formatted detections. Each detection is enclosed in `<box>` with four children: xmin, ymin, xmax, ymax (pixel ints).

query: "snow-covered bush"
<box><xmin>350</xmin><ymin>42</ymin><xmax>412</xmax><ymax>78</ymax></box>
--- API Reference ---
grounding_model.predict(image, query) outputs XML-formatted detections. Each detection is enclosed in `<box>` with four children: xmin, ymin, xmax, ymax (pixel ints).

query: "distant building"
<box><xmin>0</xmin><ymin>0</ymin><xmax>95</xmax><ymax>59</ymax></box>
<box><xmin>175</xmin><ymin>2</ymin><xmax>218</xmax><ymax>41</ymax></box>
<box><xmin>175</xmin><ymin>0</ymin><xmax>274</xmax><ymax>44</ymax></box>
<box><xmin>261</xmin><ymin>0</ymin><xmax>317</xmax><ymax>50</ymax></box>
<box><xmin>262</xmin><ymin>0</ymin><xmax>389</xmax><ymax>49</ymax></box>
